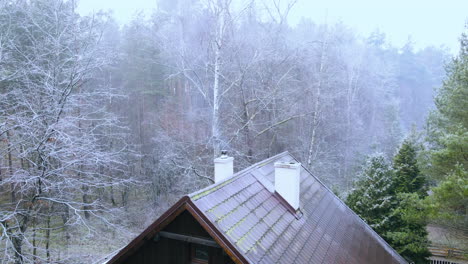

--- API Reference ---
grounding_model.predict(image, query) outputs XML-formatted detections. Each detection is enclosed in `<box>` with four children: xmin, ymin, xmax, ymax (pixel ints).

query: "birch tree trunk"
<box><xmin>307</xmin><ymin>32</ymin><xmax>328</xmax><ymax>168</ymax></box>
<box><xmin>212</xmin><ymin>0</ymin><xmax>226</xmax><ymax>158</ymax></box>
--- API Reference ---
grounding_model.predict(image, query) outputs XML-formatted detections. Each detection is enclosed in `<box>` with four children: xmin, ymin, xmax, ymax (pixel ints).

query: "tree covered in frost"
<box><xmin>0</xmin><ymin>1</ymin><xmax>134</xmax><ymax>262</ymax></box>
<box><xmin>0</xmin><ymin>0</ymin><xmax>452</xmax><ymax>260</ymax></box>
<box><xmin>346</xmin><ymin>153</ymin><xmax>395</xmax><ymax>235</ymax></box>
<box><xmin>347</xmin><ymin>144</ymin><xmax>430</xmax><ymax>263</ymax></box>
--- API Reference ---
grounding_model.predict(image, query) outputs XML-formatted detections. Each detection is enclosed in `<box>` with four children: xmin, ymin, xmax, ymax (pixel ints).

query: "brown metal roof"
<box><xmin>189</xmin><ymin>152</ymin><xmax>407</xmax><ymax>264</ymax></box>
<box><xmin>108</xmin><ymin>151</ymin><xmax>407</xmax><ymax>264</ymax></box>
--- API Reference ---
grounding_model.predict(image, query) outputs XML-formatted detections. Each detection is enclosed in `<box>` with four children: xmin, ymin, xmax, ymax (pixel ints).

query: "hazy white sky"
<box><xmin>77</xmin><ymin>0</ymin><xmax>467</xmax><ymax>53</ymax></box>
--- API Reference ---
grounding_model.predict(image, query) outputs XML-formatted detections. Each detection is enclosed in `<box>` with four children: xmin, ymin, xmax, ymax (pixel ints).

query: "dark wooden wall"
<box><xmin>124</xmin><ymin>210</ymin><xmax>235</xmax><ymax>264</ymax></box>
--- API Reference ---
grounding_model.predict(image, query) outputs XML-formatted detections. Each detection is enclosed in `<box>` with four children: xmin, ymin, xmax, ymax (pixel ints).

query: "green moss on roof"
<box><xmin>227</xmin><ymin>217</ymin><xmax>247</xmax><ymax>236</ymax></box>
<box><xmin>246</xmin><ymin>202</ymin><xmax>282</xmax><ymax>253</ymax></box>
<box><xmin>214</xmin><ymin>182</ymin><xmax>258</xmax><ymax>222</ymax></box>
<box><xmin>191</xmin><ymin>177</ymin><xmax>236</xmax><ymax>200</ymax></box>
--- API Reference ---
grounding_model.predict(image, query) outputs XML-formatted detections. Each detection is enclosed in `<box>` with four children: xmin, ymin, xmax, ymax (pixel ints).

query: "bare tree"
<box><xmin>0</xmin><ymin>1</ymin><xmax>134</xmax><ymax>262</ymax></box>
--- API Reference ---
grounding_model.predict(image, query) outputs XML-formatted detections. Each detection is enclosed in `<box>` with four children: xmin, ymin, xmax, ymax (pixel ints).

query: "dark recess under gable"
<box><xmin>123</xmin><ymin>210</ymin><xmax>235</xmax><ymax>264</ymax></box>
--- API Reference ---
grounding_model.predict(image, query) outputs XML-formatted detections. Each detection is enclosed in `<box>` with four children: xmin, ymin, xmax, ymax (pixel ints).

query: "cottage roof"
<box><xmin>107</xmin><ymin>152</ymin><xmax>407</xmax><ymax>264</ymax></box>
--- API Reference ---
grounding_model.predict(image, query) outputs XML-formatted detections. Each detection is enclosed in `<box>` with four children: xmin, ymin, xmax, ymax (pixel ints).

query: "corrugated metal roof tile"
<box><xmin>190</xmin><ymin>152</ymin><xmax>407</xmax><ymax>264</ymax></box>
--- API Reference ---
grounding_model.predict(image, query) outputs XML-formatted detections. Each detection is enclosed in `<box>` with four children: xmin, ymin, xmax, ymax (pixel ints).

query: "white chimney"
<box><xmin>274</xmin><ymin>161</ymin><xmax>301</xmax><ymax>210</ymax></box>
<box><xmin>214</xmin><ymin>150</ymin><xmax>233</xmax><ymax>183</ymax></box>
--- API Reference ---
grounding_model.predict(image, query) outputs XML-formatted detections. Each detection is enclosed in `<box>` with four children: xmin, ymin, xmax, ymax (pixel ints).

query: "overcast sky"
<box><xmin>77</xmin><ymin>0</ymin><xmax>467</xmax><ymax>53</ymax></box>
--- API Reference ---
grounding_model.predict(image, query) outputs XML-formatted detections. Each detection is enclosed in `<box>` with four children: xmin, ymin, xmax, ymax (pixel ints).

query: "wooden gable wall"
<box><xmin>123</xmin><ymin>210</ymin><xmax>234</xmax><ymax>264</ymax></box>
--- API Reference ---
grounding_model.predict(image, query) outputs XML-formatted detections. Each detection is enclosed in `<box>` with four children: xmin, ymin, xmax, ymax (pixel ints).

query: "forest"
<box><xmin>0</xmin><ymin>0</ymin><xmax>466</xmax><ymax>263</ymax></box>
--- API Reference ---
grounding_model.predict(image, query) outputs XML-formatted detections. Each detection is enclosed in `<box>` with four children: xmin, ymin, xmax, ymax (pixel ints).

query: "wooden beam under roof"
<box><xmin>156</xmin><ymin>231</ymin><xmax>221</xmax><ymax>248</ymax></box>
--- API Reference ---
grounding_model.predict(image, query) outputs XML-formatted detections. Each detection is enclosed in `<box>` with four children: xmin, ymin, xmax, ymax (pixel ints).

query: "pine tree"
<box><xmin>389</xmin><ymin>140</ymin><xmax>430</xmax><ymax>264</ymax></box>
<box><xmin>386</xmin><ymin>193</ymin><xmax>431</xmax><ymax>264</ymax></box>
<box><xmin>425</xmin><ymin>25</ymin><xmax>468</xmax><ymax>228</ymax></box>
<box><xmin>393</xmin><ymin>139</ymin><xmax>426</xmax><ymax>196</ymax></box>
<box><xmin>426</xmin><ymin>26</ymin><xmax>467</xmax><ymax>178</ymax></box>
<box><xmin>428</xmin><ymin>164</ymin><xmax>467</xmax><ymax>227</ymax></box>
<box><xmin>346</xmin><ymin>153</ymin><xmax>396</xmax><ymax>236</ymax></box>
<box><xmin>347</xmin><ymin>151</ymin><xmax>431</xmax><ymax>263</ymax></box>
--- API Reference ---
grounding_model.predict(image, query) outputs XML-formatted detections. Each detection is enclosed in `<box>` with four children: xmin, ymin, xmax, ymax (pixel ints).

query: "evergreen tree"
<box><xmin>425</xmin><ymin>25</ymin><xmax>468</xmax><ymax>228</ymax></box>
<box><xmin>427</xmin><ymin>164</ymin><xmax>467</xmax><ymax>227</ymax></box>
<box><xmin>386</xmin><ymin>193</ymin><xmax>431</xmax><ymax>264</ymax></box>
<box><xmin>389</xmin><ymin>140</ymin><xmax>430</xmax><ymax>263</ymax></box>
<box><xmin>347</xmin><ymin>151</ymin><xmax>430</xmax><ymax>263</ymax></box>
<box><xmin>393</xmin><ymin>139</ymin><xmax>426</xmax><ymax>196</ymax></box>
<box><xmin>426</xmin><ymin>26</ymin><xmax>467</xmax><ymax>178</ymax></box>
<box><xmin>346</xmin><ymin>153</ymin><xmax>395</xmax><ymax>236</ymax></box>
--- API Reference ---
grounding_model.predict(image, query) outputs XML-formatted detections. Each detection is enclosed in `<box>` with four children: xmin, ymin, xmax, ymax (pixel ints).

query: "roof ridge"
<box><xmin>189</xmin><ymin>151</ymin><xmax>291</xmax><ymax>199</ymax></box>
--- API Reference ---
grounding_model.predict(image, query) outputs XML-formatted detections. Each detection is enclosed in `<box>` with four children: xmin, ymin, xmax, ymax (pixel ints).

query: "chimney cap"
<box><xmin>214</xmin><ymin>151</ymin><xmax>233</xmax><ymax>164</ymax></box>
<box><xmin>274</xmin><ymin>161</ymin><xmax>301</xmax><ymax>169</ymax></box>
